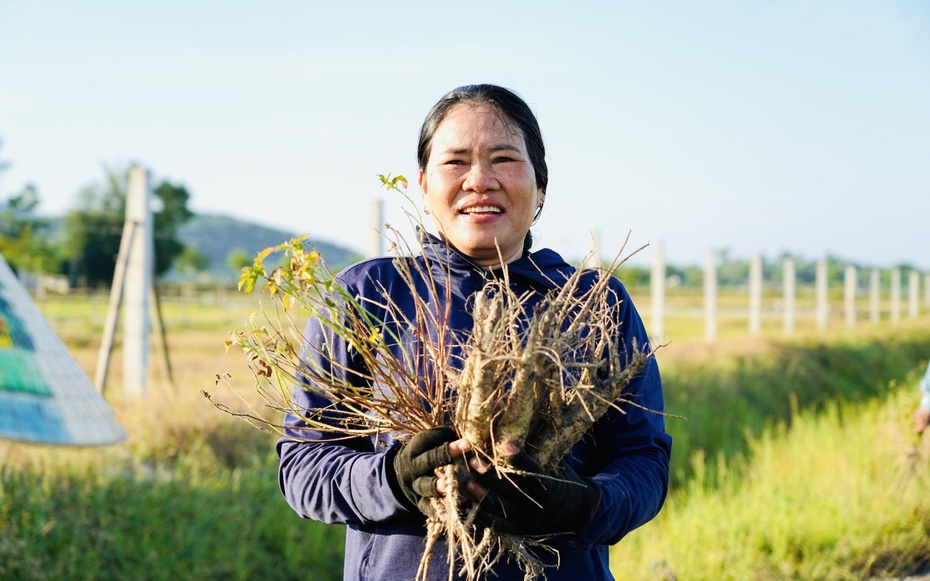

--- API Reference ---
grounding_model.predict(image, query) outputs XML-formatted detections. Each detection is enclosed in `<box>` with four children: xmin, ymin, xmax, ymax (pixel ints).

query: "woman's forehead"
<box><xmin>435</xmin><ymin>103</ymin><xmax>525</xmax><ymax>144</ymax></box>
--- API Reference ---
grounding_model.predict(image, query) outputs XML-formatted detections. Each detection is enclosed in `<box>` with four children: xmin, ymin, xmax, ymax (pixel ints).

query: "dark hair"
<box><xmin>417</xmin><ymin>84</ymin><xmax>548</xmax><ymax>253</ymax></box>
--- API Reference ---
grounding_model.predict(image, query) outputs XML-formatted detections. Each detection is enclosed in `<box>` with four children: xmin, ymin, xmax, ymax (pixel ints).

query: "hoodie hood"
<box><xmin>417</xmin><ymin>228</ymin><xmax>576</xmax><ymax>293</ymax></box>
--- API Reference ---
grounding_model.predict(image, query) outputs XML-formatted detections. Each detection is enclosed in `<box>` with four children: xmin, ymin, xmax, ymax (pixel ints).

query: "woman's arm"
<box><xmin>275</xmin><ymin>293</ymin><xmax>414</xmax><ymax>526</ymax></box>
<box><xmin>568</xmin><ymin>281</ymin><xmax>672</xmax><ymax>548</ymax></box>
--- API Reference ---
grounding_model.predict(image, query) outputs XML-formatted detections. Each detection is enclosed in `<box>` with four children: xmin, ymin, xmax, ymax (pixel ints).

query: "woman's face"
<box><xmin>418</xmin><ymin>103</ymin><xmax>544</xmax><ymax>267</ymax></box>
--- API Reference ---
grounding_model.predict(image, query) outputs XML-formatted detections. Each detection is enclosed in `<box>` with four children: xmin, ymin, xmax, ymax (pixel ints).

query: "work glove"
<box><xmin>387</xmin><ymin>427</ymin><xmax>458</xmax><ymax>515</ymax></box>
<box><xmin>475</xmin><ymin>449</ymin><xmax>601</xmax><ymax>536</ymax></box>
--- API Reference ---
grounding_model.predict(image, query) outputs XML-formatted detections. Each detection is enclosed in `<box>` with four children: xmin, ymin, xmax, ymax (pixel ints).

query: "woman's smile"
<box><xmin>418</xmin><ymin>103</ymin><xmax>544</xmax><ymax>268</ymax></box>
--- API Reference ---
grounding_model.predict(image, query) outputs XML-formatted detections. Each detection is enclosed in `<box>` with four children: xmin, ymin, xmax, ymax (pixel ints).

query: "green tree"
<box><xmin>227</xmin><ymin>248</ymin><xmax>252</xmax><ymax>275</ymax></box>
<box><xmin>153</xmin><ymin>180</ymin><xmax>194</xmax><ymax>275</ymax></box>
<box><xmin>62</xmin><ymin>165</ymin><xmax>194</xmax><ymax>287</ymax></box>
<box><xmin>0</xmin><ymin>141</ymin><xmax>57</xmax><ymax>272</ymax></box>
<box><xmin>173</xmin><ymin>246</ymin><xmax>210</xmax><ymax>275</ymax></box>
<box><xmin>0</xmin><ymin>183</ymin><xmax>57</xmax><ymax>273</ymax></box>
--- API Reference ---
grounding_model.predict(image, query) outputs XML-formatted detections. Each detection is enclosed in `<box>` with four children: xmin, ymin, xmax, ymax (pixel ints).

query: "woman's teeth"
<box><xmin>462</xmin><ymin>206</ymin><xmax>502</xmax><ymax>214</ymax></box>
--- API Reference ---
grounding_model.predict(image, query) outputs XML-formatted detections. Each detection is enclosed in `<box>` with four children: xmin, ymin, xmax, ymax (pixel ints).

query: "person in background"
<box><xmin>276</xmin><ymin>84</ymin><xmax>672</xmax><ymax>580</ymax></box>
<box><xmin>912</xmin><ymin>361</ymin><xmax>930</xmax><ymax>434</ymax></box>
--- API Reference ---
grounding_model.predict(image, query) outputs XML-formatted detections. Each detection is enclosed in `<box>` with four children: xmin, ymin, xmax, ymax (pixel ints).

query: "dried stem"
<box><xmin>209</xmin><ymin>177</ymin><xmax>661</xmax><ymax>581</ymax></box>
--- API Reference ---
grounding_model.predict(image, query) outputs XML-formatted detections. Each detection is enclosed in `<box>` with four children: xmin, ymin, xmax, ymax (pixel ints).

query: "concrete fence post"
<box><xmin>581</xmin><ymin>231</ymin><xmax>601</xmax><ymax>271</ymax></box>
<box><xmin>891</xmin><ymin>268</ymin><xmax>901</xmax><ymax>322</ymax></box>
<box><xmin>749</xmin><ymin>255</ymin><xmax>762</xmax><ymax>335</ymax></box>
<box><xmin>368</xmin><ymin>200</ymin><xmax>384</xmax><ymax>258</ymax></box>
<box><xmin>844</xmin><ymin>265</ymin><xmax>857</xmax><ymax>328</ymax></box>
<box><xmin>123</xmin><ymin>167</ymin><xmax>153</xmax><ymax>398</ymax></box>
<box><xmin>704</xmin><ymin>249</ymin><xmax>717</xmax><ymax>341</ymax></box>
<box><xmin>926</xmin><ymin>273</ymin><xmax>930</xmax><ymax>308</ymax></box>
<box><xmin>783</xmin><ymin>257</ymin><xmax>796</xmax><ymax>335</ymax></box>
<box><xmin>909</xmin><ymin>270</ymin><xmax>920</xmax><ymax>319</ymax></box>
<box><xmin>651</xmin><ymin>240</ymin><xmax>665</xmax><ymax>345</ymax></box>
<box><xmin>870</xmin><ymin>269</ymin><xmax>880</xmax><ymax>324</ymax></box>
<box><xmin>815</xmin><ymin>260</ymin><xmax>828</xmax><ymax>330</ymax></box>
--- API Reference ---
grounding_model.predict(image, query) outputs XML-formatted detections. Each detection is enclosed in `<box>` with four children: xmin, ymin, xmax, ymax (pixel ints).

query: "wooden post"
<box><xmin>95</xmin><ymin>222</ymin><xmax>135</xmax><ymax>394</ymax></box>
<box><xmin>909</xmin><ymin>270</ymin><xmax>920</xmax><ymax>318</ymax></box>
<box><xmin>650</xmin><ymin>240</ymin><xmax>665</xmax><ymax>345</ymax></box>
<box><xmin>783</xmin><ymin>257</ymin><xmax>795</xmax><ymax>335</ymax></box>
<box><xmin>704</xmin><ymin>249</ymin><xmax>717</xmax><ymax>341</ymax></box>
<box><xmin>891</xmin><ymin>268</ymin><xmax>901</xmax><ymax>323</ymax></box>
<box><xmin>748</xmin><ymin>255</ymin><xmax>762</xmax><ymax>335</ymax></box>
<box><xmin>844</xmin><ymin>265</ymin><xmax>856</xmax><ymax>328</ymax></box>
<box><xmin>815</xmin><ymin>260</ymin><xmax>828</xmax><ymax>330</ymax></box>
<box><xmin>869</xmin><ymin>269</ymin><xmax>880</xmax><ymax>324</ymax></box>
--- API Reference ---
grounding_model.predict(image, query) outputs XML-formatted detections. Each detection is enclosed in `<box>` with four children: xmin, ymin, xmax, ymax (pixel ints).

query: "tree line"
<box><xmin>0</xmin><ymin>140</ymin><xmax>195</xmax><ymax>288</ymax></box>
<box><xmin>2</xmin><ymin>139</ymin><xmax>922</xmax><ymax>292</ymax></box>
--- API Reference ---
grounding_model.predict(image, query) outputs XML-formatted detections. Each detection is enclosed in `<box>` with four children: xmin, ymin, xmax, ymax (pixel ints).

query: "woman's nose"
<box><xmin>462</xmin><ymin>162</ymin><xmax>499</xmax><ymax>193</ymax></box>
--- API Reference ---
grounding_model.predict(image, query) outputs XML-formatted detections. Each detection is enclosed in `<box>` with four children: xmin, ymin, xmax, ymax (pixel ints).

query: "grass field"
<box><xmin>2</xmin><ymin>288</ymin><xmax>930</xmax><ymax>580</ymax></box>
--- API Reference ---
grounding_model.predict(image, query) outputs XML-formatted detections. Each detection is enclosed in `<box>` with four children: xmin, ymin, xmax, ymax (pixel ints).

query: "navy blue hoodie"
<box><xmin>277</xmin><ymin>234</ymin><xmax>671</xmax><ymax>580</ymax></box>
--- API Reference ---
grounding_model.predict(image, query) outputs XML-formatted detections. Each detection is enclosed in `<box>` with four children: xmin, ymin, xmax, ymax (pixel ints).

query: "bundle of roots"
<box><xmin>206</xmin><ymin>198</ymin><xmax>654</xmax><ymax>581</ymax></box>
<box><xmin>416</xmin><ymin>268</ymin><xmax>651</xmax><ymax>580</ymax></box>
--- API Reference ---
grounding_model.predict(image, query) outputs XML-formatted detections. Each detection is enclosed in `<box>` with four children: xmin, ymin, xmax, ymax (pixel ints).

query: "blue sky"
<box><xmin>1</xmin><ymin>1</ymin><xmax>928</xmax><ymax>269</ymax></box>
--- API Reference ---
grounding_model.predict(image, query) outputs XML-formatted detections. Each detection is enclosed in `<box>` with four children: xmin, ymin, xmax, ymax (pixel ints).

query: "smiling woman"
<box><xmin>275</xmin><ymin>84</ymin><xmax>671</xmax><ymax>581</ymax></box>
<box><xmin>416</xmin><ymin>85</ymin><xmax>548</xmax><ymax>267</ymax></box>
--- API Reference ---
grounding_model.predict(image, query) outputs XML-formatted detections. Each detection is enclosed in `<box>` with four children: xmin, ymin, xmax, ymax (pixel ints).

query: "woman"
<box><xmin>277</xmin><ymin>84</ymin><xmax>672</xmax><ymax>580</ymax></box>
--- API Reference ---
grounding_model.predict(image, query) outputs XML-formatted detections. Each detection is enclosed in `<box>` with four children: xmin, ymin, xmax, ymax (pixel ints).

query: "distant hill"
<box><xmin>176</xmin><ymin>213</ymin><xmax>361</xmax><ymax>281</ymax></box>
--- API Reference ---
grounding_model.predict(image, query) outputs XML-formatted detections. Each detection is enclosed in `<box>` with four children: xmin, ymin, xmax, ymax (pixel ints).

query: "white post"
<box><xmin>784</xmin><ymin>257</ymin><xmax>795</xmax><ymax>334</ymax></box>
<box><xmin>815</xmin><ymin>261</ymin><xmax>829</xmax><ymax>330</ymax></box>
<box><xmin>123</xmin><ymin>167</ymin><xmax>153</xmax><ymax>398</ymax></box>
<box><xmin>891</xmin><ymin>268</ymin><xmax>901</xmax><ymax>323</ymax></box>
<box><xmin>748</xmin><ymin>255</ymin><xmax>762</xmax><ymax>335</ymax></box>
<box><xmin>704</xmin><ymin>249</ymin><xmax>717</xmax><ymax>341</ymax></box>
<box><xmin>925</xmin><ymin>273</ymin><xmax>930</xmax><ymax>309</ymax></box>
<box><xmin>844</xmin><ymin>265</ymin><xmax>856</xmax><ymax>328</ymax></box>
<box><xmin>368</xmin><ymin>200</ymin><xmax>384</xmax><ymax>258</ymax></box>
<box><xmin>909</xmin><ymin>270</ymin><xmax>920</xmax><ymax>319</ymax></box>
<box><xmin>581</xmin><ymin>231</ymin><xmax>601</xmax><ymax>271</ymax></box>
<box><xmin>870</xmin><ymin>269</ymin><xmax>880</xmax><ymax>324</ymax></box>
<box><xmin>650</xmin><ymin>240</ymin><xmax>665</xmax><ymax>345</ymax></box>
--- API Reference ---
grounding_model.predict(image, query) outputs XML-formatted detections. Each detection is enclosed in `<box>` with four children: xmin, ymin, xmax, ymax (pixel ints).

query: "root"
<box><xmin>223</xmin><ymin>217</ymin><xmax>657</xmax><ymax>581</ymax></box>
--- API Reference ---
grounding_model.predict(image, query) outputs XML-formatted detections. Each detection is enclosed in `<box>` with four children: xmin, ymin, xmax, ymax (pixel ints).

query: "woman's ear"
<box><xmin>418</xmin><ymin>169</ymin><xmax>431</xmax><ymax>214</ymax></box>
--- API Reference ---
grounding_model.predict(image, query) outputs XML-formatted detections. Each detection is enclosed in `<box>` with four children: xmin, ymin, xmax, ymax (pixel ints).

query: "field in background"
<box><xmin>2</xmin><ymin>288</ymin><xmax>929</xmax><ymax>579</ymax></box>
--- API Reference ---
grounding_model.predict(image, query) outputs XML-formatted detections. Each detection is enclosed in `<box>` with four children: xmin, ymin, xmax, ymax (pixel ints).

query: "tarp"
<box><xmin>0</xmin><ymin>253</ymin><xmax>126</xmax><ymax>445</ymax></box>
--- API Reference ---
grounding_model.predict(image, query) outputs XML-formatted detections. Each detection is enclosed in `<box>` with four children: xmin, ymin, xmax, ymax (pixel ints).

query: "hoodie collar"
<box><xmin>417</xmin><ymin>228</ymin><xmax>575</xmax><ymax>291</ymax></box>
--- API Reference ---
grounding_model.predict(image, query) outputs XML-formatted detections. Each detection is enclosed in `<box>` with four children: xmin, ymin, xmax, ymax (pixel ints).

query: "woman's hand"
<box><xmin>389</xmin><ymin>427</ymin><xmax>458</xmax><ymax>514</ymax></box>
<box><xmin>470</xmin><ymin>442</ymin><xmax>601</xmax><ymax>536</ymax></box>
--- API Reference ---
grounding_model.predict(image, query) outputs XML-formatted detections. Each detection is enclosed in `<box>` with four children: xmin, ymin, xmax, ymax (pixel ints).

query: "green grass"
<box><xmin>611</xmin><ymin>386</ymin><xmax>930</xmax><ymax>580</ymax></box>
<box><xmin>1</xmin><ymin>419</ymin><xmax>344</xmax><ymax>580</ymax></box>
<box><xmin>3</xmin><ymin>293</ymin><xmax>930</xmax><ymax>580</ymax></box>
<box><xmin>662</xmin><ymin>326</ymin><xmax>930</xmax><ymax>485</ymax></box>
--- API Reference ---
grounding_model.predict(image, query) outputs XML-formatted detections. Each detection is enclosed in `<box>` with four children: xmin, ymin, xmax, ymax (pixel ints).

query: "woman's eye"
<box><xmin>493</xmin><ymin>157</ymin><xmax>515</xmax><ymax>163</ymax></box>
